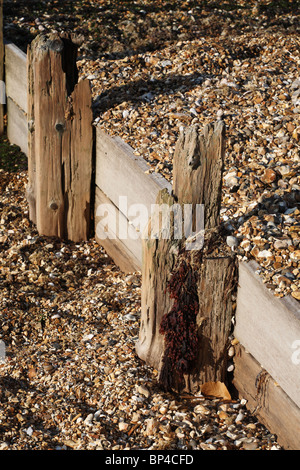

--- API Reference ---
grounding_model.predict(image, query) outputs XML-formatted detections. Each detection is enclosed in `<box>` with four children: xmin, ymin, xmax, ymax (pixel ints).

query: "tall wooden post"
<box><xmin>26</xmin><ymin>33</ymin><xmax>93</xmax><ymax>241</ymax></box>
<box><xmin>0</xmin><ymin>0</ymin><xmax>4</xmax><ymax>135</ymax></box>
<box><xmin>136</xmin><ymin>122</ymin><xmax>238</xmax><ymax>394</ymax></box>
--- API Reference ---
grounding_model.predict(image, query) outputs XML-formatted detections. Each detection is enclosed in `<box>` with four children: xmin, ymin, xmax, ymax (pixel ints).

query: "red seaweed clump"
<box><xmin>159</xmin><ymin>254</ymin><xmax>199</xmax><ymax>391</ymax></box>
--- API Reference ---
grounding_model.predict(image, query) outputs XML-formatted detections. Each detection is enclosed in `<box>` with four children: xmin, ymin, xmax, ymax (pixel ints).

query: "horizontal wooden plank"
<box><xmin>233</xmin><ymin>344</ymin><xmax>300</xmax><ymax>450</ymax></box>
<box><xmin>5</xmin><ymin>41</ymin><xmax>27</xmax><ymax>113</ymax></box>
<box><xmin>234</xmin><ymin>260</ymin><xmax>300</xmax><ymax>409</ymax></box>
<box><xmin>6</xmin><ymin>97</ymin><xmax>28</xmax><ymax>155</ymax></box>
<box><xmin>95</xmin><ymin>185</ymin><xmax>142</xmax><ymax>273</ymax></box>
<box><xmin>96</xmin><ymin>128</ymin><xmax>171</xmax><ymax>219</ymax></box>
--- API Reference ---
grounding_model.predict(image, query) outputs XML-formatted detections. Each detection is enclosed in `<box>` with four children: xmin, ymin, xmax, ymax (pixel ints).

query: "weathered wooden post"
<box><xmin>0</xmin><ymin>0</ymin><xmax>4</xmax><ymax>136</ymax></box>
<box><xmin>26</xmin><ymin>33</ymin><xmax>93</xmax><ymax>241</ymax></box>
<box><xmin>136</xmin><ymin>122</ymin><xmax>238</xmax><ymax>394</ymax></box>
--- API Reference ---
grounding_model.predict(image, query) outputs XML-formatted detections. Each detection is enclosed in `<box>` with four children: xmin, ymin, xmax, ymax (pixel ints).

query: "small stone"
<box><xmin>240</xmin><ymin>239</ymin><xmax>251</xmax><ymax>252</ymax></box>
<box><xmin>290</xmin><ymin>250</ymin><xmax>300</xmax><ymax>261</ymax></box>
<box><xmin>291</xmin><ymin>291</ymin><xmax>300</xmax><ymax>301</ymax></box>
<box><xmin>131</xmin><ymin>412</ymin><xmax>141</xmax><ymax>423</ymax></box>
<box><xmin>278</xmin><ymin>93</ymin><xmax>289</xmax><ymax>101</ymax></box>
<box><xmin>200</xmin><ymin>443</ymin><xmax>217</xmax><ymax>450</ymax></box>
<box><xmin>43</xmin><ymin>363</ymin><xmax>54</xmax><ymax>373</ymax></box>
<box><xmin>261</xmin><ymin>168</ymin><xmax>277</xmax><ymax>184</ymax></box>
<box><xmin>118</xmin><ymin>421</ymin><xmax>129</xmax><ymax>432</ymax></box>
<box><xmin>161</xmin><ymin>60</ymin><xmax>172</xmax><ymax>67</ymax></box>
<box><xmin>226</xmin><ymin>236</ymin><xmax>239</xmax><ymax>250</ymax></box>
<box><xmin>257</xmin><ymin>250</ymin><xmax>273</xmax><ymax>259</ymax></box>
<box><xmin>136</xmin><ymin>384</ymin><xmax>150</xmax><ymax>398</ymax></box>
<box><xmin>235</xmin><ymin>411</ymin><xmax>244</xmax><ymax>423</ymax></box>
<box><xmin>242</xmin><ymin>440</ymin><xmax>259</xmax><ymax>450</ymax></box>
<box><xmin>84</xmin><ymin>413</ymin><xmax>94</xmax><ymax>426</ymax></box>
<box><xmin>144</xmin><ymin>418</ymin><xmax>158</xmax><ymax>436</ymax></box>
<box><xmin>159</xmin><ymin>405</ymin><xmax>168</xmax><ymax>415</ymax></box>
<box><xmin>87</xmin><ymin>74</ymin><xmax>97</xmax><ymax>80</ymax></box>
<box><xmin>286</xmin><ymin>122</ymin><xmax>295</xmax><ymax>133</ymax></box>
<box><xmin>218</xmin><ymin>410</ymin><xmax>229</xmax><ymax>421</ymax></box>
<box><xmin>224</xmin><ymin>173</ymin><xmax>240</xmax><ymax>189</ymax></box>
<box><xmin>278</xmin><ymin>165</ymin><xmax>293</xmax><ymax>177</ymax></box>
<box><xmin>123</xmin><ymin>313</ymin><xmax>136</xmax><ymax>321</ymax></box>
<box><xmin>194</xmin><ymin>404</ymin><xmax>210</xmax><ymax>415</ymax></box>
<box><xmin>226</xmin><ymin>430</ymin><xmax>237</xmax><ymax>440</ymax></box>
<box><xmin>274</xmin><ymin>238</ymin><xmax>292</xmax><ymax>249</ymax></box>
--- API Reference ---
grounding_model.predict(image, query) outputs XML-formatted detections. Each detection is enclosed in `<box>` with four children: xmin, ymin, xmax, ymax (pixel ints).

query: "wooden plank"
<box><xmin>27</xmin><ymin>33</ymin><xmax>92</xmax><ymax>242</ymax></box>
<box><xmin>95</xmin><ymin>185</ymin><xmax>142</xmax><ymax>273</ymax></box>
<box><xmin>234</xmin><ymin>260</ymin><xmax>300</xmax><ymax>409</ymax></box>
<box><xmin>5</xmin><ymin>41</ymin><xmax>27</xmax><ymax>113</ymax></box>
<box><xmin>136</xmin><ymin>122</ymin><xmax>238</xmax><ymax>394</ymax></box>
<box><xmin>0</xmin><ymin>0</ymin><xmax>4</xmax><ymax>135</ymax></box>
<box><xmin>233</xmin><ymin>344</ymin><xmax>300</xmax><ymax>450</ymax></box>
<box><xmin>96</xmin><ymin>128</ymin><xmax>171</xmax><ymax>218</ymax></box>
<box><xmin>64</xmin><ymin>79</ymin><xmax>93</xmax><ymax>241</ymax></box>
<box><xmin>173</xmin><ymin>121</ymin><xmax>225</xmax><ymax>229</ymax></box>
<box><xmin>26</xmin><ymin>39</ymin><xmax>36</xmax><ymax>222</ymax></box>
<box><xmin>6</xmin><ymin>97</ymin><xmax>27</xmax><ymax>155</ymax></box>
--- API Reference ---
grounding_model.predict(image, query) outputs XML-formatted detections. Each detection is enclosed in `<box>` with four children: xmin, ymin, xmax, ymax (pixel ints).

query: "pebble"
<box><xmin>84</xmin><ymin>414</ymin><xmax>94</xmax><ymax>426</ymax></box>
<box><xmin>226</xmin><ymin>236</ymin><xmax>239</xmax><ymax>250</ymax></box>
<box><xmin>274</xmin><ymin>238</ymin><xmax>292</xmax><ymax>249</ymax></box>
<box><xmin>242</xmin><ymin>439</ymin><xmax>259</xmax><ymax>450</ymax></box>
<box><xmin>81</xmin><ymin>28</ymin><xmax>299</xmax><ymax>300</ymax></box>
<box><xmin>136</xmin><ymin>385</ymin><xmax>151</xmax><ymax>398</ymax></box>
<box><xmin>0</xmin><ymin>0</ymin><xmax>295</xmax><ymax>452</ymax></box>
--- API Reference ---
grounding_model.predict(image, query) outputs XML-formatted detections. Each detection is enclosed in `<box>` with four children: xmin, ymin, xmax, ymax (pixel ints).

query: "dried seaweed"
<box><xmin>159</xmin><ymin>251</ymin><xmax>199</xmax><ymax>392</ymax></box>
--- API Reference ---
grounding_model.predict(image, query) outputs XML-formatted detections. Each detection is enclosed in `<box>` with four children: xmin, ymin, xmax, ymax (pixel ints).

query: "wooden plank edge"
<box><xmin>97</xmin><ymin>129</ymin><xmax>171</xmax><ymax>192</ymax></box>
<box><xmin>4</xmin><ymin>39</ymin><xmax>27</xmax><ymax>113</ymax></box>
<box><xmin>95</xmin><ymin>185</ymin><xmax>142</xmax><ymax>273</ymax></box>
<box><xmin>0</xmin><ymin>0</ymin><xmax>4</xmax><ymax>135</ymax></box>
<box><xmin>233</xmin><ymin>343</ymin><xmax>300</xmax><ymax>450</ymax></box>
<box><xmin>235</xmin><ymin>260</ymin><xmax>300</xmax><ymax>409</ymax></box>
<box><xmin>241</xmin><ymin>260</ymin><xmax>300</xmax><ymax>318</ymax></box>
<box><xmin>6</xmin><ymin>96</ymin><xmax>28</xmax><ymax>155</ymax></box>
<box><xmin>95</xmin><ymin>127</ymin><xmax>172</xmax><ymax>218</ymax></box>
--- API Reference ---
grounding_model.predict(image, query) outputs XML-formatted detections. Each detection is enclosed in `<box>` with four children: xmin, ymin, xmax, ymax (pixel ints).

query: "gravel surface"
<box><xmin>5</xmin><ymin>0</ymin><xmax>299</xmax><ymax>299</ymax></box>
<box><xmin>0</xmin><ymin>168</ymin><xmax>281</xmax><ymax>450</ymax></box>
<box><xmin>1</xmin><ymin>0</ymin><xmax>299</xmax><ymax>451</ymax></box>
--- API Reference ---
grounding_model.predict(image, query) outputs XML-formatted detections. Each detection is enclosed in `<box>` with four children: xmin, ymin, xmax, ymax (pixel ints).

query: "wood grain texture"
<box><xmin>95</xmin><ymin>185</ymin><xmax>142</xmax><ymax>273</ymax></box>
<box><xmin>233</xmin><ymin>344</ymin><xmax>300</xmax><ymax>450</ymax></box>
<box><xmin>6</xmin><ymin>97</ymin><xmax>27</xmax><ymax>155</ymax></box>
<box><xmin>0</xmin><ymin>0</ymin><xmax>4</xmax><ymax>135</ymax></box>
<box><xmin>26</xmin><ymin>41</ymin><xmax>36</xmax><ymax>221</ymax></box>
<box><xmin>26</xmin><ymin>33</ymin><xmax>92</xmax><ymax>241</ymax></box>
<box><xmin>96</xmin><ymin>128</ymin><xmax>171</xmax><ymax>218</ymax></box>
<box><xmin>136</xmin><ymin>189</ymin><xmax>178</xmax><ymax>371</ymax></box>
<box><xmin>234</xmin><ymin>260</ymin><xmax>300</xmax><ymax>409</ymax></box>
<box><xmin>4</xmin><ymin>42</ymin><xmax>27</xmax><ymax>113</ymax></box>
<box><xmin>173</xmin><ymin>121</ymin><xmax>225</xmax><ymax>229</ymax></box>
<box><xmin>63</xmin><ymin>79</ymin><xmax>93</xmax><ymax>241</ymax></box>
<box><xmin>136</xmin><ymin>122</ymin><xmax>237</xmax><ymax>393</ymax></box>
